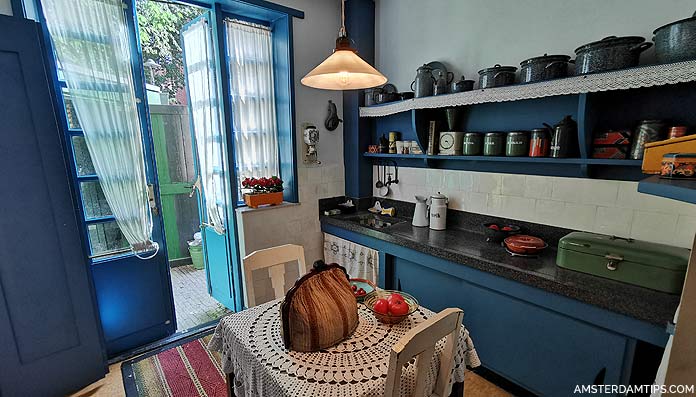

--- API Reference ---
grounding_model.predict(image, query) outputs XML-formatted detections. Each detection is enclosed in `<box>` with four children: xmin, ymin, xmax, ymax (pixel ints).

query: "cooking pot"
<box><xmin>654</xmin><ymin>11</ymin><xmax>696</xmax><ymax>64</ymax></box>
<box><xmin>519</xmin><ymin>54</ymin><xmax>572</xmax><ymax>83</ymax></box>
<box><xmin>574</xmin><ymin>36</ymin><xmax>652</xmax><ymax>75</ymax></box>
<box><xmin>451</xmin><ymin>76</ymin><xmax>475</xmax><ymax>93</ymax></box>
<box><xmin>375</xmin><ymin>84</ymin><xmax>399</xmax><ymax>104</ymax></box>
<box><xmin>478</xmin><ymin>64</ymin><xmax>516</xmax><ymax>89</ymax></box>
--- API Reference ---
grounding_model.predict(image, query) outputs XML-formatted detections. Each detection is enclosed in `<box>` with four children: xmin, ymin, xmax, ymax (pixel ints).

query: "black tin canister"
<box><xmin>484</xmin><ymin>132</ymin><xmax>506</xmax><ymax>156</ymax></box>
<box><xmin>462</xmin><ymin>132</ymin><xmax>483</xmax><ymax>155</ymax></box>
<box><xmin>529</xmin><ymin>128</ymin><xmax>551</xmax><ymax>157</ymax></box>
<box><xmin>505</xmin><ymin>131</ymin><xmax>530</xmax><ymax>156</ymax></box>
<box><xmin>630</xmin><ymin>120</ymin><xmax>666</xmax><ymax>160</ymax></box>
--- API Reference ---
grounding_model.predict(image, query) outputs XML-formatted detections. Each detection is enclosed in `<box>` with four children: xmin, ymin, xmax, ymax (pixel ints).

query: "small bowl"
<box><xmin>483</xmin><ymin>223</ymin><xmax>521</xmax><ymax>243</ymax></box>
<box><xmin>350</xmin><ymin>278</ymin><xmax>376</xmax><ymax>302</ymax></box>
<box><xmin>364</xmin><ymin>289</ymin><xmax>419</xmax><ymax>324</ymax></box>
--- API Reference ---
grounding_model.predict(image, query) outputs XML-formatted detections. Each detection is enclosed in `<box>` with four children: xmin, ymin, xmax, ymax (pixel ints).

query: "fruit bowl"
<box><xmin>483</xmin><ymin>222</ymin><xmax>520</xmax><ymax>243</ymax></box>
<box><xmin>364</xmin><ymin>290</ymin><xmax>419</xmax><ymax>324</ymax></box>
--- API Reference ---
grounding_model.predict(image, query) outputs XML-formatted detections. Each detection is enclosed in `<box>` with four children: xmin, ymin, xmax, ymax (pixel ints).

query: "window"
<box><xmin>224</xmin><ymin>19</ymin><xmax>280</xmax><ymax>191</ymax></box>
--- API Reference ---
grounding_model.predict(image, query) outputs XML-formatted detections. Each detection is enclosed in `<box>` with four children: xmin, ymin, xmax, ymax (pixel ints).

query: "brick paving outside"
<box><xmin>170</xmin><ymin>264</ymin><xmax>231</xmax><ymax>331</ymax></box>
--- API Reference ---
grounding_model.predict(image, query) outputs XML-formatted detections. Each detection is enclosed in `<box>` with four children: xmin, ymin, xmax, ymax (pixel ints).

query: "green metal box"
<box><xmin>556</xmin><ymin>232</ymin><xmax>690</xmax><ymax>294</ymax></box>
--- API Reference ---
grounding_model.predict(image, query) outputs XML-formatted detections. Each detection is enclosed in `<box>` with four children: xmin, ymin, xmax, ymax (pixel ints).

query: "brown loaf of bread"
<box><xmin>281</xmin><ymin>260</ymin><xmax>358</xmax><ymax>351</ymax></box>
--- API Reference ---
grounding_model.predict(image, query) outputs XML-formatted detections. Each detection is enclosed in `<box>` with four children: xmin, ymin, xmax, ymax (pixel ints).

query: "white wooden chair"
<box><xmin>242</xmin><ymin>244</ymin><xmax>306</xmax><ymax>308</ymax></box>
<box><xmin>384</xmin><ymin>308</ymin><xmax>464</xmax><ymax>397</ymax></box>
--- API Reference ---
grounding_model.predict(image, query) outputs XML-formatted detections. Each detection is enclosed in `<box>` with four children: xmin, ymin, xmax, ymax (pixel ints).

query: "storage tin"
<box><xmin>505</xmin><ymin>131</ymin><xmax>530</xmax><ymax>157</ymax></box>
<box><xmin>660</xmin><ymin>153</ymin><xmax>696</xmax><ymax>178</ymax></box>
<box><xmin>556</xmin><ymin>232</ymin><xmax>690</xmax><ymax>294</ymax></box>
<box><xmin>462</xmin><ymin>132</ymin><xmax>483</xmax><ymax>155</ymax></box>
<box><xmin>629</xmin><ymin>120</ymin><xmax>666</xmax><ymax>160</ymax></box>
<box><xmin>529</xmin><ymin>128</ymin><xmax>550</xmax><ymax>157</ymax></box>
<box><xmin>642</xmin><ymin>134</ymin><xmax>696</xmax><ymax>174</ymax></box>
<box><xmin>483</xmin><ymin>132</ymin><xmax>506</xmax><ymax>156</ymax></box>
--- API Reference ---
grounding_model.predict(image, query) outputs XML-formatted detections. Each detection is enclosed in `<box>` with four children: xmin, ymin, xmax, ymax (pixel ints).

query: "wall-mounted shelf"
<box><xmin>360</xmin><ymin>60</ymin><xmax>696</xmax><ymax>118</ymax></box>
<box><xmin>638</xmin><ymin>176</ymin><xmax>696</xmax><ymax>204</ymax></box>
<box><xmin>364</xmin><ymin>153</ymin><xmax>642</xmax><ymax>166</ymax></box>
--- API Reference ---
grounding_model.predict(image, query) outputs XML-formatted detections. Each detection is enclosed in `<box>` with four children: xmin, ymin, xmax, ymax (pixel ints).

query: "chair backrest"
<box><xmin>242</xmin><ymin>244</ymin><xmax>306</xmax><ymax>308</ymax></box>
<box><xmin>384</xmin><ymin>308</ymin><xmax>464</xmax><ymax>397</ymax></box>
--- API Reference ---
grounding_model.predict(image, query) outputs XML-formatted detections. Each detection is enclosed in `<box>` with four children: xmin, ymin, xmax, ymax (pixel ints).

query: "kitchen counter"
<box><xmin>321</xmin><ymin>211</ymin><xmax>679</xmax><ymax>327</ymax></box>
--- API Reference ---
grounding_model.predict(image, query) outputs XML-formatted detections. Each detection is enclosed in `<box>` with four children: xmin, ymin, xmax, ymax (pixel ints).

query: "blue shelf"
<box><xmin>363</xmin><ymin>153</ymin><xmax>428</xmax><ymax>159</ymax></box>
<box><xmin>363</xmin><ymin>153</ymin><xmax>642</xmax><ymax>166</ymax></box>
<box><xmin>638</xmin><ymin>175</ymin><xmax>696</xmax><ymax>204</ymax></box>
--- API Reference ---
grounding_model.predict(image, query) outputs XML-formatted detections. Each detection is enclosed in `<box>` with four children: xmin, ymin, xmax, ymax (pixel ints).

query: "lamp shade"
<box><xmin>301</xmin><ymin>49</ymin><xmax>387</xmax><ymax>90</ymax></box>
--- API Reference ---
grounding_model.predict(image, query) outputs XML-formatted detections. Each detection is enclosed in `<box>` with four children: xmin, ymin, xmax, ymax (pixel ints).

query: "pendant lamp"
<box><xmin>301</xmin><ymin>0</ymin><xmax>387</xmax><ymax>90</ymax></box>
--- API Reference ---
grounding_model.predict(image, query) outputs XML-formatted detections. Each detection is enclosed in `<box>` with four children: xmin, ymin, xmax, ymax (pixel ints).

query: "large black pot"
<box><xmin>574</xmin><ymin>36</ymin><xmax>652</xmax><ymax>75</ymax></box>
<box><xmin>654</xmin><ymin>12</ymin><xmax>696</xmax><ymax>64</ymax></box>
<box><xmin>520</xmin><ymin>54</ymin><xmax>572</xmax><ymax>83</ymax></box>
<box><xmin>478</xmin><ymin>64</ymin><xmax>517</xmax><ymax>89</ymax></box>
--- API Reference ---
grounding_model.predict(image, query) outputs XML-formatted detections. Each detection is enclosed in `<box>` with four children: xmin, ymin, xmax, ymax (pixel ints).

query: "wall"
<box><xmin>0</xmin><ymin>0</ymin><xmax>12</xmax><ymax>16</ymax></box>
<box><xmin>236</xmin><ymin>0</ymin><xmax>344</xmax><ymax>304</ymax></box>
<box><xmin>371</xmin><ymin>0</ymin><xmax>696</xmax><ymax>249</ymax></box>
<box><xmin>374</xmin><ymin>167</ymin><xmax>696</xmax><ymax>248</ymax></box>
<box><xmin>375</xmin><ymin>0</ymin><xmax>695</xmax><ymax>90</ymax></box>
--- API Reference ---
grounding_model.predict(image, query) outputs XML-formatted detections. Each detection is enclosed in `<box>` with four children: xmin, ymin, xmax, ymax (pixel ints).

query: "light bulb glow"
<box><xmin>338</xmin><ymin>71</ymin><xmax>350</xmax><ymax>86</ymax></box>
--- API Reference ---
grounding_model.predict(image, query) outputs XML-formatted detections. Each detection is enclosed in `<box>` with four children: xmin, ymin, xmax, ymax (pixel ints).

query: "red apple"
<box><xmin>373</xmin><ymin>298</ymin><xmax>389</xmax><ymax>315</ymax></box>
<box><xmin>488</xmin><ymin>224</ymin><xmax>500</xmax><ymax>230</ymax></box>
<box><xmin>388</xmin><ymin>298</ymin><xmax>410</xmax><ymax>316</ymax></box>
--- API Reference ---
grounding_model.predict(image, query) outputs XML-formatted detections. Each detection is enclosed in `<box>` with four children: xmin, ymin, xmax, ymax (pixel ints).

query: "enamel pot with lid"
<box><xmin>653</xmin><ymin>11</ymin><xmax>696</xmax><ymax>64</ymax></box>
<box><xmin>574</xmin><ymin>36</ymin><xmax>652</xmax><ymax>75</ymax></box>
<box><xmin>429</xmin><ymin>193</ymin><xmax>448</xmax><ymax>231</ymax></box>
<box><xmin>519</xmin><ymin>54</ymin><xmax>572</xmax><ymax>83</ymax></box>
<box><xmin>478</xmin><ymin>64</ymin><xmax>517</xmax><ymax>89</ymax></box>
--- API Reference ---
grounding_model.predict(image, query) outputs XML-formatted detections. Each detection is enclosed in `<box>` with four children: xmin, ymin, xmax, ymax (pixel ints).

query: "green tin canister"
<box><xmin>483</xmin><ymin>132</ymin><xmax>505</xmax><ymax>156</ymax></box>
<box><xmin>462</xmin><ymin>132</ymin><xmax>483</xmax><ymax>155</ymax></box>
<box><xmin>505</xmin><ymin>131</ymin><xmax>530</xmax><ymax>157</ymax></box>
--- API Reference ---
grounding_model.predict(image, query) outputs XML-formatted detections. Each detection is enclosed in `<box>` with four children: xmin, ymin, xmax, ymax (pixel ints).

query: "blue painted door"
<box><xmin>0</xmin><ymin>15</ymin><xmax>106</xmax><ymax>395</ymax></box>
<box><xmin>182</xmin><ymin>10</ymin><xmax>241</xmax><ymax>311</ymax></box>
<box><xmin>36</xmin><ymin>0</ymin><xmax>176</xmax><ymax>357</ymax></box>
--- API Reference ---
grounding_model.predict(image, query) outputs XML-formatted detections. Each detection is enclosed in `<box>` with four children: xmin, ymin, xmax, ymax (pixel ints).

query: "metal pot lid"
<box><xmin>574</xmin><ymin>36</ymin><xmax>647</xmax><ymax>53</ymax></box>
<box><xmin>478</xmin><ymin>64</ymin><xmax>517</xmax><ymax>74</ymax></box>
<box><xmin>654</xmin><ymin>11</ymin><xmax>696</xmax><ymax>34</ymax></box>
<box><xmin>430</xmin><ymin>192</ymin><xmax>448</xmax><ymax>200</ymax></box>
<box><xmin>381</xmin><ymin>83</ymin><xmax>397</xmax><ymax>93</ymax></box>
<box><xmin>520</xmin><ymin>54</ymin><xmax>571</xmax><ymax>66</ymax></box>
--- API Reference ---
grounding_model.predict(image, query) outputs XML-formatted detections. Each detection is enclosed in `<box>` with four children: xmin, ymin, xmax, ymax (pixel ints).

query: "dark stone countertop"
<box><xmin>321</xmin><ymin>211</ymin><xmax>680</xmax><ymax>327</ymax></box>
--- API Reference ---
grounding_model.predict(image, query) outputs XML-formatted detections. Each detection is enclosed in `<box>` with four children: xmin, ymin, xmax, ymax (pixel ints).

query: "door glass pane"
<box><xmin>87</xmin><ymin>222</ymin><xmax>128</xmax><ymax>256</ymax></box>
<box><xmin>80</xmin><ymin>181</ymin><xmax>112</xmax><ymax>219</ymax></box>
<box><xmin>72</xmin><ymin>135</ymin><xmax>96</xmax><ymax>176</ymax></box>
<box><xmin>62</xmin><ymin>89</ymin><xmax>81</xmax><ymax>129</ymax></box>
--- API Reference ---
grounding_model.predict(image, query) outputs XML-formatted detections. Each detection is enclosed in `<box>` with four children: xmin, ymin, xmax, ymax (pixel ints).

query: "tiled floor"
<box><xmin>170</xmin><ymin>264</ymin><xmax>230</xmax><ymax>331</ymax></box>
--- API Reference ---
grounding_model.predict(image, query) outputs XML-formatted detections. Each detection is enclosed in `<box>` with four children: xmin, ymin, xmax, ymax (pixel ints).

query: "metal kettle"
<box><xmin>545</xmin><ymin>115</ymin><xmax>578</xmax><ymax>158</ymax></box>
<box><xmin>412</xmin><ymin>195</ymin><xmax>429</xmax><ymax>227</ymax></box>
<box><xmin>410</xmin><ymin>64</ymin><xmax>435</xmax><ymax>98</ymax></box>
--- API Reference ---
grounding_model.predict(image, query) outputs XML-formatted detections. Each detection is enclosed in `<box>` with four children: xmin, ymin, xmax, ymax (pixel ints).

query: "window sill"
<box><xmin>235</xmin><ymin>201</ymin><xmax>299</xmax><ymax>215</ymax></box>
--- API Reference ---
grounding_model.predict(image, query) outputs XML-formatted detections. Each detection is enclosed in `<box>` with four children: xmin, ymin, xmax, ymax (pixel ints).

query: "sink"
<box><xmin>344</xmin><ymin>214</ymin><xmax>406</xmax><ymax>230</ymax></box>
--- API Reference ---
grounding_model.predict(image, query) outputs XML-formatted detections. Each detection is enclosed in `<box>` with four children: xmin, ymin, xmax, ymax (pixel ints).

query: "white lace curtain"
<box><xmin>324</xmin><ymin>233</ymin><xmax>379</xmax><ymax>284</ymax></box>
<box><xmin>224</xmin><ymin>19</ymin><xmax>279</xmax><ymax>183</ymax></box>
<box><xmin>182</xmin><ymin>17</ymin><xmax>227</xmax><ymax>235</ymax></box>
<box><xmin>43</xmin><ymin>0</ymin><xmax>156</xmax><ymax>255</ymax></box>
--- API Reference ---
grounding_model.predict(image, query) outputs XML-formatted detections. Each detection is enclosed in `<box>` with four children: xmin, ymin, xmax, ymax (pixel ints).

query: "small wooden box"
<box><xmin>642</xmin><ymin>135</ymin><xmax>696</xmax><ymax>174</ymax></box>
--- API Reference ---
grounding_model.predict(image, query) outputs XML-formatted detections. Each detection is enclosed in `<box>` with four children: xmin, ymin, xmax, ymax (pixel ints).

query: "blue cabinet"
<box><xmin>393</xmin><ymin>257</ymin><xmax>630</xmax><ymax>395</ymax></box>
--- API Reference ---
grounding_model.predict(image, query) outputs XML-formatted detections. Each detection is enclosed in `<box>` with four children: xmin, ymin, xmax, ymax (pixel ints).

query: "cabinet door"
<box><xmin>393</xmin><ymin>257</ymin><xmax>629</xmax><ymax>396</ymax></box>
<box><xmin>0</xmin><ymin>16</ymin><xmax>106</xmax><ymax>395</ymax></box>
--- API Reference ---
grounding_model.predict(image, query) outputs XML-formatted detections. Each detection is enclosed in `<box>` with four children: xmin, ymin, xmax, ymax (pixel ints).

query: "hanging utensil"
<box><xmin>375</xmin><ymin>161</ymin><xmax>384</xmax><ymax>188</ymax></box>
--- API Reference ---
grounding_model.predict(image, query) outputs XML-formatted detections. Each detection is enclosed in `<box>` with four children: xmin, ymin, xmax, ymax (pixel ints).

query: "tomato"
<box><xmin>351</xmin><ymin>284</ymin><xmax>357</xmax><ymax>291</ymax></box>
<box><xmin>372</xmin><ymin>298</ymin><xmax>389</xmax><ymax>315</ymax></box>
<box><xmin>488</xmin><ymin>224</ymin><xmax>500</xmax><ymax>230</ymax></box>
<box><xmin>388</xmin><ymin>298</ymin><xmax>409</xmax><ymax>316</ymax></box>
<box><xmin>502</xmin><ymin>226</ymin><xmax>513</xmax><ymax>231</ymax></box>
<box><xmin>357</xmin><ymin>288</ymin><xmax>366</xmax><ymax>295</ymax></box>
<box><xmin>387</xmin><ymin>293</ymin><xmax>404</xmax><ymax>304</ymax></box>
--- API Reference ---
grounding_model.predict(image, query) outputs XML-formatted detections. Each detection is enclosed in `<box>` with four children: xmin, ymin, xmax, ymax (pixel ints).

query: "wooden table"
<box><xmin>208</xmin><ymin>300</ymin><xmax>480</xmax><ymax>397</ymax></box>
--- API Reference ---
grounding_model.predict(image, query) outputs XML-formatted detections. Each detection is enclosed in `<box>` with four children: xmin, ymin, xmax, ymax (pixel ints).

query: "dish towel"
<box><xmin>323</xmin><ymin>233</ymin><xmax>379</xmax><ymax>284</ymax></box>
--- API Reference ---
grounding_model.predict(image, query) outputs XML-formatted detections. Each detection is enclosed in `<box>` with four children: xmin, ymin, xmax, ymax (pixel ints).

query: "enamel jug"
<box><xmin>429</xmin><ymin>193</ymin><xmax>448</xmax><ymax>230</ymax></box>
<box><xmin>410</xmin><ymin>64</ymin><xmax>435</xmax><ymax>98</ymax></box>
<box><xmin>412</xmin><ymin>195</ymin><xmax>429</xmax><ymax>227</ymax></box>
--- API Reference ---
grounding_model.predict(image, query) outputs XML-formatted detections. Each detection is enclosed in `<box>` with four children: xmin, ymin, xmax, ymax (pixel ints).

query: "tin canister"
<box><xmin>388</xmin><ymin>131</ymin><xmax>400</xmax><ymax>154</ymax></box>
<box><xmin>661</xmin><ymin>153</ymin><xmax>696</xmax><ymax>179</ymax></box>
<box><xmin>668</xmin><ymin>126</ymin><xmax>688</xmax><ymax>139</ymax></box>
<box><xmin>529</xmin><ymin>128</ymin><xmax>550</xmax><ymax>157</ymax></box>
<box><xmin>484</xmin><ymin>132</ymin><xmax>505</xmax><ymax>156</ymax></box>
<box><xmin>505</xmin><ymin>131</ymin><xmax>530</xmax><ymax>157</ymax></box>
<box><xmin>462</xmin><ymin>132</ymin><xmax>483</xmax><ymax>155</ymax></box>
<box><xmin>630</xmin><ymin>120</ymin><xmax>666</xmax><ymax>160</ymax></box>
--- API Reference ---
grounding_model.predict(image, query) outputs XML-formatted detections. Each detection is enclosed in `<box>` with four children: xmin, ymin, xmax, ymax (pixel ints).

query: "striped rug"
<box><xmin>122</xmin><ymin>332</ymin><xmax>227</xmax><ymax>397</ymax></box>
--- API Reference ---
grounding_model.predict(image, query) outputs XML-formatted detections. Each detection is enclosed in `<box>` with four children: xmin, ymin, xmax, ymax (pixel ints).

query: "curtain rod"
<box><xmin>225</xmin><ymin>18</ymin><xmax>272</xmax><ymax>31</ymax></box>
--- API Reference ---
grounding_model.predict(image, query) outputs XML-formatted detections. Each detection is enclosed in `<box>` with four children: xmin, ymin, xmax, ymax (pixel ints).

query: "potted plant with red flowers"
<box><xmin>241</xmin><ymin>176</ymin><xmax>284</xmax><ymax>208</ymax></box>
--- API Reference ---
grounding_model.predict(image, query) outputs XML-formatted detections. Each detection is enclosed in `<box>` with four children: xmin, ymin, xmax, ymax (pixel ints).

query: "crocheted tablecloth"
<box><xmin>208</xmin><ymin>300</ymin><xmax>480</xmax><ymax>397</ymax></box>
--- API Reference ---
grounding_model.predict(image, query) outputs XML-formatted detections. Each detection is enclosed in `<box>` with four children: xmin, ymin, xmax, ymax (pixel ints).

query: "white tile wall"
<box><xmin>374</xmin><ymin>166</ymin><xmax>696</xmax><ymax>248</ymax></box>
